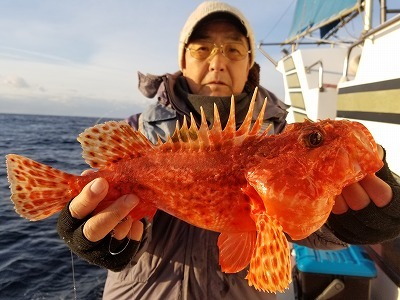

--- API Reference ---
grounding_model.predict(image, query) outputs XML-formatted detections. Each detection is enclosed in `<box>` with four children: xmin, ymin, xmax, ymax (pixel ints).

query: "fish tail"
<box><xmin>6</xmin><ymin>154</ymin><xmax>77</xmax><ymax>221</ymax></box>
<box><xmin>246</xmin><ymin>213</ymin><xmax>291</xmax><ymax>293</ymax></box>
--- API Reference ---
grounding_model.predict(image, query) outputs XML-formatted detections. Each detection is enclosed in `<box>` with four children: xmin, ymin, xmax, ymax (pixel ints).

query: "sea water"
<box><xmin>0</xmin><ymin>113</ymin><xmax>113</xmax><ymax>299</ymax></box>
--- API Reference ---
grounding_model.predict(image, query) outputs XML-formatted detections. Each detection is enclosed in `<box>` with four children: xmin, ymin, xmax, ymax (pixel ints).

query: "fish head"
<box><xmin>247</xmin><ymin>119</ymin><xmax>383</xmax><ymax>240</ymax></box>
<box><xmin>284</xmin><ymin>119</ymin><xmax>382</xmax><ymax>183</ymax></box>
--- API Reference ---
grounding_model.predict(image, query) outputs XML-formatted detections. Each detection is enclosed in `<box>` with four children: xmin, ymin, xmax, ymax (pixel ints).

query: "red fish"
<box><xmin>6</xmin><ymin>91</ymin><xmax>383</xmax><ymax>293</ymax></box>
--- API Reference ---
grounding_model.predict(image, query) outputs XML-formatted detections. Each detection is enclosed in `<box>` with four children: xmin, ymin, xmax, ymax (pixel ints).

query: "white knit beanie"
<box><xmin>179</xmin><ymin>1</ymin><xmax>255</xmax><ymax>71</ymax></box>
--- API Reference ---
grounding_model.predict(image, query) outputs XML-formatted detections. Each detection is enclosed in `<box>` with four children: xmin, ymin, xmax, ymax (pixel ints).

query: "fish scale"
<box><xmin>5</xmin><ymin>89</ymin><xmax>383</xmax><ymax>293</ymax></box>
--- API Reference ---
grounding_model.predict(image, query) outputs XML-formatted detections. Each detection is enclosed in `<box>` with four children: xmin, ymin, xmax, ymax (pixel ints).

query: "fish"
<box><xmin>5</xmin><ymin>90</ymin><xmax>383</xmax><ymax>293</ymax></box>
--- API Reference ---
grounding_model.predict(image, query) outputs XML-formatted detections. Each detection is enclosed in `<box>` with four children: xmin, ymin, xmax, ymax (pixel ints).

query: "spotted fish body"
<box><xmin>6</xmin><ymin>90</ymin><xmax>383</xmax><ymax>293</ymax></box>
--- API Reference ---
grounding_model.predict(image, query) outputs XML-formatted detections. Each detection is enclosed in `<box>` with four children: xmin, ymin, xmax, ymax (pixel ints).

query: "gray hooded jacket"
<box><xmin>102</xmin><ymin>72</ymin><xmax>350</xmax><ymax>300</ymax></box>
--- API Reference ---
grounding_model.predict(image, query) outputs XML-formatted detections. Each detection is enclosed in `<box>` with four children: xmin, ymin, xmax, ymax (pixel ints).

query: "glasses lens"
<box><xmin>188</xmin><ymin>42</ymin><xmax>214</xmax><ymax>60</ymax></box>
<box><xmin>187</xmin><ymin>42</ymin><xmax>249</xmax><ymax>61</ymax></box>
<box><xmin>222</xmin><ymin>43</ymin><xmax>248</xmax><ymax>61</ymax></box>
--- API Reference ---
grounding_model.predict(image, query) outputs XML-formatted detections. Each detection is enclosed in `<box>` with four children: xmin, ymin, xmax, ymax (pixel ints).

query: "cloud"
<box><xmin>2</xmin><ymin>75</ymin><xmax>30</xmax><ymax>88</ymax></box>
<box><xmin>1</xmin><ymin>73</ymin><xmax>47</xmax><ymax>93</ymax></box>
<box><xmin>0</xmin><ymin>0</ymin><xmax>294</xmax><ymax>119</ymax></box>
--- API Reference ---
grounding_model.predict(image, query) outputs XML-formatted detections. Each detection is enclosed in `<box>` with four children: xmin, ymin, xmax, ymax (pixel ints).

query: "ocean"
<box><xmin>0</xmin><ymin>113</ymin><xmax>116</xmax><ymax>299</ymax></box>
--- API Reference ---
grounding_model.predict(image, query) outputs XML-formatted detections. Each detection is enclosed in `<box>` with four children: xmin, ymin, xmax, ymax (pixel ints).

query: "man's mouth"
<box><xmin>207</xmin><ymin>81</ymin><xmax>226</xmax><ymax>85</ymax></box>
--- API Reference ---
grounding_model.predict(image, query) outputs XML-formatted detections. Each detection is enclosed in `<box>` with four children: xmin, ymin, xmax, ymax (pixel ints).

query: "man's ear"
<box><xmin>244</xmin><ymin>62</ymin><xmax>260</xmax><ymax>93</ymax></box>
<box><xmin>181</xmin><ymin>58</ymin><xmax>186</xmax><ymax>72</ymax></box>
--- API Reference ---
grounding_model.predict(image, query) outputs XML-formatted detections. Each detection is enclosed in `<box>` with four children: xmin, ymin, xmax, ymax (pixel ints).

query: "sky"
<box><xmin>0</xmin><ymin>0</ymin><xmax>297</xmax><ymax>118</ymax></box>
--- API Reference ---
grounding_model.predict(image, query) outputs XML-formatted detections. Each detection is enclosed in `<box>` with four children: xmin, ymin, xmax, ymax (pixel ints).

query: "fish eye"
<box><xmin>304</xmin><ymin>130</ymin><xmax>324</xmax><ymax>148</ymax></box>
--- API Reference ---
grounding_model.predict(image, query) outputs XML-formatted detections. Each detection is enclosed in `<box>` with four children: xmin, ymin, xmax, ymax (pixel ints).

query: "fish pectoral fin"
<box><xmin>246</xmin><ymin>213</ymin><xmax>291</xmax><ymax>293</ymax></box>
<box><xmin>217</xmin><ymin>231</ymin><xmax>256</xmax><ymax>273</ymax></box>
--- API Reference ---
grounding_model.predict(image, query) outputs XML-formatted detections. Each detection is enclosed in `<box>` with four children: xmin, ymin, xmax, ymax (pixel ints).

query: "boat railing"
<box><xmin>305</xmin><ymin>60</ymin><xmax>324</xmax><ymax>92</ymax></box>
<box><xmin>257</xmin><ymin>40</ymin><xmax>340</xmax><ymax>68</ymax></box>
<box><xmin>342</xmin><ymin>13</ymin><xmax>400</xmax><ymax>81</ymax></box>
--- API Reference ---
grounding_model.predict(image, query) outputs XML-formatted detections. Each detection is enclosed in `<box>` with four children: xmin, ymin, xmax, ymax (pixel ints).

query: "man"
<box><xmin>57</xmin><ymin>2</ymin><xmax>400</xmax><ymax>299</ymax></box>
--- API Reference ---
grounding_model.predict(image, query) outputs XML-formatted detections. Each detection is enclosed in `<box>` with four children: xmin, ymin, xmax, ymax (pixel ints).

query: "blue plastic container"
<box><xmin>293</xmin><ymin>245</ymin><xmax>377</xmax><ymax>299</ymax></box>
<box><xmin>294</xmin><ymin>244</ymin><xmax>377</xmax><ymax>277</ymax></box>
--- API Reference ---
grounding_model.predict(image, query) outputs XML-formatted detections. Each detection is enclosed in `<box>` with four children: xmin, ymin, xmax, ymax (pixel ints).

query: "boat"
<box><xmin>259</xmin><ymin>1</ymin><xmax>400</xmax><ymax>299</ymax></box>
<box><xmin>259</xmin><ymin>0</ymin><xmax>400</xmax><ymax>178</ymax></box>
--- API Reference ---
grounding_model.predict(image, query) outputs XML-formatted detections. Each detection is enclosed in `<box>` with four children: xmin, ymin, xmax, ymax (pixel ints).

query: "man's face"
<box><xmin>182</xmin><ymin>21</ymin><xmax>251</xmax><ymax>97</ymax></box>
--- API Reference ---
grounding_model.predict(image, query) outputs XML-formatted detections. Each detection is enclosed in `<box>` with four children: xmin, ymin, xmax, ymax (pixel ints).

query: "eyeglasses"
<box><xmin>185</xmin><ymin>41</ymin><xmax>250</xmax><ymax>61</ymax></box>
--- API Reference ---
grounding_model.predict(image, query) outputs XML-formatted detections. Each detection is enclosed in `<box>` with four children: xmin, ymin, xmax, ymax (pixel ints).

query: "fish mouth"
<box><xmin>333</xmin><ymin>139</ymin><xmax>379</xmax><ymax>188</ymax></box>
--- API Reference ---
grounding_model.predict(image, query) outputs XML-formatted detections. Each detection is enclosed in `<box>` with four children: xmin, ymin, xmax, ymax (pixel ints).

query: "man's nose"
<box><xmin>208</xmin><ymin>48</ymin><xmax>228</xmax><ymax>71</ymax></box>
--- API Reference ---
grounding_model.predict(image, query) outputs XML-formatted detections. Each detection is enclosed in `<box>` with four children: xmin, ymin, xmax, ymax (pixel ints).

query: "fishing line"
<box><xmin>70</xmin><ymin>250</ymin><xmax>77</xmax><ymax>300</ymax></box>
<box><xmin>109</xmin><ymin>228</ymin><xmax>131</xmax><ymax>255</ymax></box>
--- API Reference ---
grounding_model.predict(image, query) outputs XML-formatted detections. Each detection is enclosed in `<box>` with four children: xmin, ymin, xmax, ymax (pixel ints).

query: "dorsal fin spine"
<box><xmin>209</xmin><ymin>104</ymin><xmax>223</xmax><ymax>145</ymax></box>
<box><xmin>172</xmin><ymin>120</ymin><xmax>183</xmax><ymax>151</ymax></box>
<box><xmin>180</xmin><ymin>116</ymin><xmax>195</xmax><ymax>151</ymax></box>
<box><xmin>197</xmin><ymin>110</ymin><xmax>211</xmax><ymax>150</ymax></box>
<box><xmin>188</xmin><ymin>113</ymin><xmax>201</xmax><ymax>150</ymax></box>
<box><xmin>236</xmin><ymin>88</ymin><xmax>258</xmax><ymax>143</ymax></box>
<box><xmin>223</xmin><ymin>95</ymin><xmax>237</xmax><ymax>140</ymax></box>
<box><xmin>156</xmin><ymin>135</ymin><xmax>163</xmax><ymax>146</ymax></box>
<box><xmin>250</xmin><ymin>96</ymin><xmax>268</xmax><ymax>136</ymax></box>
<box><xmin>158</xmin><ymin>88</ymin><xmax>267</xmax><ymax>153</ymax></box>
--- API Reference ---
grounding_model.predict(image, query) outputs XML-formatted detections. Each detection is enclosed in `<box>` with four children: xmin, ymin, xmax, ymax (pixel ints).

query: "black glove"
<box><xmin>57</xmin><ymin>202</ymin><xmax>141</xmax><ymax>272</ymax></box>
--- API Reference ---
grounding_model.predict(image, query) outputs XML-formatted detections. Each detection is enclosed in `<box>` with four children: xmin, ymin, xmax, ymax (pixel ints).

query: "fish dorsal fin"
<box><xmin>78</xmin><ymin>121</ymin><xmax>155</xmax><ymax>168</ymax></box>
<box><xmin>160</xmin><ymin>88</ymin><xmax>268</xmax><ymax>152</ymax></box>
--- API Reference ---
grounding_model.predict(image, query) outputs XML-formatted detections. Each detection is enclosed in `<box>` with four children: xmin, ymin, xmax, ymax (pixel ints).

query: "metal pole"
<box><xmin>381</xmin><ymin>0</ymin><xmax>387</xmax><ymax>24</ymax></box>
<box><xmin>257</xmin><ymin>44</ymin><xmax>278</xmax><ymax>67</ymax></box>
<box><xmin>364</xmin><ymin>0</ymin><xmax>373</xmax><ymax>32</ymax></box>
